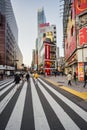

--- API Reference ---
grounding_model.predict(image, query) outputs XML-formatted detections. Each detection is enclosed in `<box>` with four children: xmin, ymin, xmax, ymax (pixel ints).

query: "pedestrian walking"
<box><xmin>33</xmin><ymin>71</ymin><xmax>39</xmax><ymax>85</ymax></box>
<box><xmin>26</xmin><ymin>73</ymin><xmax>30</xmax><ymax>82</ymax></box>
<box><xmin>0</xmin><ymin>72</ymin><xmax>3</xmax><ymax>80</ymax></box>
<box><xmin>67</xmin><ymin>72</ymin><xmax>72</xmax><ymax>86</ymax></box>
<box><xmin>83</xmin><ymin>72</ymin><xmax>87</xmax><ymax>88</ymax></box>
<box><xmin>54</xmin><ymin>71</ymin><xmax>57</xmax><ymax>77</ymax></box>
<box><xmin>73</xmin><ymin>72</ymin><xmax>77</xmax><ymax>84</ymax></box>
<box><xmin>14</xmin><ymin>74</ymin><xmax>21</xmax><ymax>89</ymax></box>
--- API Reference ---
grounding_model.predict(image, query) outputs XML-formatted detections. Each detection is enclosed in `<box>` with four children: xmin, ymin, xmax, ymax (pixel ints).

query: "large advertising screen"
<box><xmin>75</xmin><ymin>0</ymin><xmax>87</xmax><ymax>15</ymax></box>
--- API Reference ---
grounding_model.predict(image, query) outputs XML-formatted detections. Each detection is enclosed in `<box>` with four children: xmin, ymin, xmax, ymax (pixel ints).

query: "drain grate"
<box><xmin>58</xmin><ymin>84</ymin><xmax>63</xmax><ymax>86</ymax></box>
<box><xmin>57</xmin><ymin>81</ymin><xmax>64</xmax><ymax>83</ymax></box>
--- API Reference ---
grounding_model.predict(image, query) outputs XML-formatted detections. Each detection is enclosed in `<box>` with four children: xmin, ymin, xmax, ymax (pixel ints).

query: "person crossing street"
<box><xmin>33</xmin><ymin>71</ymin><xmax>39</xmax><ymax>85</ymax></box>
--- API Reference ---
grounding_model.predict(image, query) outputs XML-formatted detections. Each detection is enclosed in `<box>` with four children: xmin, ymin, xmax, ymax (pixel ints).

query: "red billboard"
<box><xmin>64</xmin><ymin>0</ymin><xmax>77</xmax><ymax>60</ymax></box>
<box><xmin>45</xmin><ymin>43</ymin><xmax>50</xmax><ymax>59</ymax></box>
<box><xmin>75</xmin><ymin>0</ymin><xmax>87</xmax><ymax>15</ymax></box>
<box><xmin>44</xmin><ymin>43</ymin><xmax>50</xmax><ymax>75</ymax></box>
<box><xmin>39</xmin><ymin>23</ymin><xmax>50</xmax><ymax>28</ymax></box>
<box><xmin>79</xmin><ymin>27</ymin><xmax>87</xmax><ymax>46</ymax></box>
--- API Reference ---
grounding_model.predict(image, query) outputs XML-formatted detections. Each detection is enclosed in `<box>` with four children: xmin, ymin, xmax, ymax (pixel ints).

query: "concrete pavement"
<box><xmin>40</xmin><ymin>75</ymin><xmax>87</xmax><ymax>100</ymax></box>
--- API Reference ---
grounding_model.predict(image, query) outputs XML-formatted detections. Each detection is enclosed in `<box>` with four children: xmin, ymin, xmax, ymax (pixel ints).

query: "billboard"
<box><xmin>39</xmin><ymin>23</ymin><xmax>50</xmax><ymax>28</ymax></box>
<box><xmin>43</xmin><ymin>31</ymin><xmax>54</xmax><ymax>44</ymax></box>
<box><xmin>44</xmin><ymin>43</ymin><xmax>50</xmax><ymax>75</ymax></box>
<box><xmin>65</xmin><ymin>22</ymin><xmax>76</xmax><ymax>59</ymax></box>
<box><xmin>65</xmin><ymin>0</ymin><xmax>77</xmax><ymax>60</ymax></box>
<box><xmin>75</xmin><ymin>0</ymin><xmax>87</xmax><ymax>15</ymax></box>
<box><xmin>79</xmin><ymin>27</ymin><xmax>87</xmax><ymax>46</ymax></box>
<box><xmin>45</xmin><ymin>44</ymin><xmax>50</xmax><ymax>59</ymax></box>
<box><xmin>78</xmin><ymin>62</ymin><xmax>84</xmax><ymax>81</ymax></box>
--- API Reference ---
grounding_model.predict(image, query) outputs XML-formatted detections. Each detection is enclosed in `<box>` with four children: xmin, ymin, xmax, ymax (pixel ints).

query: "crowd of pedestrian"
<box><xmin>1</xmin><ymin>70</ymin><xmax>87</xmax><ymax>89</ymax></box>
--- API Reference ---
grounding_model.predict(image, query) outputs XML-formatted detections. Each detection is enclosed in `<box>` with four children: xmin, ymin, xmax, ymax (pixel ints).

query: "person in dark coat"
<box><xmin>26</xmin><ymin>73</ymin><xmax>30</xmax><ymax>82</ymax></box>
<box><xmin>74</xmin><ymin>72</ymin><xmax>77</xmax><ymax>84</ymax></box>
<box><xmin>83</xmin><ymin>72</ymin><xmax>87</xmax><ymax>88</ymax></box>
<box><xmin>14</xmin><ymin>74</ymin><xmax>21</xmax><ymax>89</ymax></box>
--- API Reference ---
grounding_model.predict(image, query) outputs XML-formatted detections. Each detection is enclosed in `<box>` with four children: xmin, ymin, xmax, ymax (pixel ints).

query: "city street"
<box><xmin>0</xmin><ymin>77</ymin><xmax>87</xmax><ymax>130</ymax></box>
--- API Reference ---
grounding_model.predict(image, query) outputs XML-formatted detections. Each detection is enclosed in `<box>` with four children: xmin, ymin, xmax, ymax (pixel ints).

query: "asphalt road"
<box><xmin>0</xmin><ymin>77</ymin><xmax>87</xmax><ymax>130</ymax></box>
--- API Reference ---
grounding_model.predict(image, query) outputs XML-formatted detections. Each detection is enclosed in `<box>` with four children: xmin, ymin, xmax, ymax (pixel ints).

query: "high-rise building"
<box><xmin>37</xmin><ymin>7</ymin><xmax>46</xmax><ymax>27</ymax></box>
<box><xmin>0</xmin><ymin>0</ymin><xmax>23</xmax><ymax>75</ymax></box>
<box><xmin>38</xmin><ymin>24</ymin><xmax>57</xmax><ymax>75</ymax></box>
<box><xmin>63</xmin><ymin>0</ymin><xmax>87</xmax><ymax>81</ymax></box>
<box><xmin>34</xmin><ymin>8</ymin><xmax>46</xmax><ymax>70</ymax></box>
<box><xmin>36</xmin><ymin>7</ymin><xmax>57</xmax><ymax>75</ymax></box>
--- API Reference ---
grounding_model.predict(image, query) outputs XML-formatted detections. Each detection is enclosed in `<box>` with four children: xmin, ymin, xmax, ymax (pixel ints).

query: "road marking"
<box><xmin>0</xmin><ymin>80</ymin><xmax>14</xmax><ymax>89</ymax></box>
<box><xmin>5</xmin><ymin>82</ymin><xmax>27</xmax><ymax>130</ymax></box>
<box><xmin>61</xmin><ymin>86</ymin><xmax>87</xmax><ymax>100</ymax></box>
<box><xmin>38</xmin><ymin>81</ymin><xmax>80</xmax><ymax>130</ymax></box>
<box><xmin>45</xmin><ymin>78</ymin><xmax>87</xmax><ymax>100</ymax></box>
<box><xmin>31</xmin><ymin>78</ymin><xmax>50</xmax><ymax>130</ymax></box>
<box><xmin>0</xmin><ymin>83</ymin><xmax>15</xmax><ymax>96</ymax></box>
<box><xmin>39</xmin><ymin>79</ymin><xmax>87</xmax><ymax>122</ymax></box>
<box><xmin>0</xmin><ymin>86</ymin><xmax>17</xmax><ymax>113</ymax></box>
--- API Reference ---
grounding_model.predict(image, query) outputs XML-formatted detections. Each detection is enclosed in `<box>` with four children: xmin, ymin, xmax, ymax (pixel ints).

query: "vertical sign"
<box><xmin>78</xmin><ymin>62</ymin><xmax>84</xmax><ymax>81</ymax></box>
<box><xmin>45</xmin><ymin>44</ymin><xmax>50</xmax><ymax>59</ymax></box>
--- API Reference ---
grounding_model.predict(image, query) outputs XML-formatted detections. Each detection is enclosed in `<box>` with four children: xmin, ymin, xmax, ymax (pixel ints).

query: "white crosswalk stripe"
<box><xmin>0</xmin><ymin>79</ymin><xmax>14</xmax><ymax>89</ymax></box>
<box><xmin>38</xmin><ymin>80</ymin><xmax>80</xmax><ymax>130</ymax></box>
<box><xmin>0</xmin><ymin>83</ymin><xmax>15</xmax><ymax>96</ymax></box>
<box><xmin>1</xmin><ymin>78</ymin><xmax>87</xmax><ymax>130</ymax></box>
<box><xmin>0</xmin><ymin>79</ymin><xmax>12</xmax><ymax>85</ymax></box>
<box><xmin>5</xmin><ymin>82</ymin><xmax>27</xmax><ymax>130</ymax></box>
<box><xmin>0</xmin><ymin>84</ymin><xmax>17</xmax><ymax>113</ymax></box>
<box><xmin>31</xmin><ymin>78</ymin><xmax>50</xmax><ymax>130</ymax></box>
<box><xmin>39</xmin><ymin>78</ymin><xmax>87</xmax><ymax>122</ymax></box>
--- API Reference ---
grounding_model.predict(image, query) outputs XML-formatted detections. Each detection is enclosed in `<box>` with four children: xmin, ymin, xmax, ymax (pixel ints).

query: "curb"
<box><xmin>45</xmin><ymin>78</ymin><xmax>87</xmax><ymax>101</ymax></box>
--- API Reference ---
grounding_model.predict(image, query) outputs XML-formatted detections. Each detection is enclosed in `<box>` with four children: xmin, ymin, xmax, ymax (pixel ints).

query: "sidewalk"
<box><xmin>40</xmin><ymin>75</ymin><xmax>87</xmax><ymax>100</ymax></box>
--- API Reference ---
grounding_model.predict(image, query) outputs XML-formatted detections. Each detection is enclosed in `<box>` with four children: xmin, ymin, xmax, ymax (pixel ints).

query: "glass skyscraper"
<box><xmin>37</xmin><ymin>7</ymin><xmax>46</xmax><ymax>27</ymax></box>
<box><xmin>0</xmin><ymin>0</ymin><xmax>23</xmax><ymax>74</ymax></box>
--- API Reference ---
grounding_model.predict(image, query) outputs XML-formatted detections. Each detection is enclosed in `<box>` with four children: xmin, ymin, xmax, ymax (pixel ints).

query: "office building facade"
<box><xmin>0</xmin><ymin>0</ymin><xmax>23</xmax><ymax>75</ymax></box>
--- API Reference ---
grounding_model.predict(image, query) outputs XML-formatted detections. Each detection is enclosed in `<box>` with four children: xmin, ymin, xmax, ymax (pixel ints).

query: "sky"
<box><xmin>11</xmin><ymin>0</ymin><xmax>64</xmax><ymax>67</ymax></box>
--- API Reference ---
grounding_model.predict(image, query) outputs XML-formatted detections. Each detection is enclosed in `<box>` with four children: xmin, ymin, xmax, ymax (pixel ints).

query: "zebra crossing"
<box><xmin>0</xmin><ymin>77</ymin><xmax>87</xmax><ymax>130</ymax></box>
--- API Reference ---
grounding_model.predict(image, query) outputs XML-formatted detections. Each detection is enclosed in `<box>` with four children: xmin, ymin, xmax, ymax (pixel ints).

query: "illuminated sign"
<box><xmin>45</xmin><ymin>44</ymin><xmax>50</xmax><ymax>59</ymax></box>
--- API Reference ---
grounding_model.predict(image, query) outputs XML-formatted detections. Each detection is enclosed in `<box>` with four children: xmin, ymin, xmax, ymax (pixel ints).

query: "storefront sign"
<box><xmin>78</xmin><ymin>62</ymin><xmax>84</xmax><ymax>81</ymax></box>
